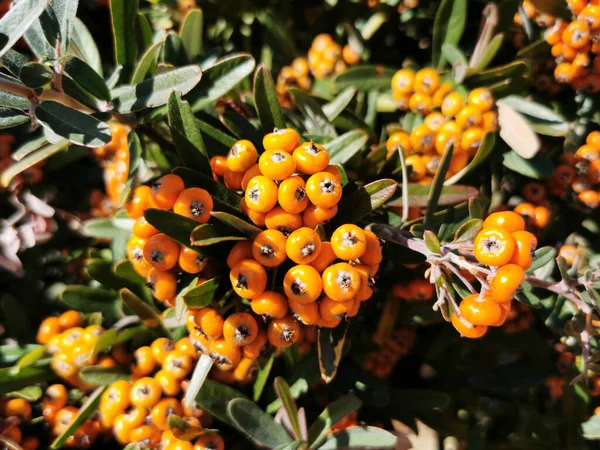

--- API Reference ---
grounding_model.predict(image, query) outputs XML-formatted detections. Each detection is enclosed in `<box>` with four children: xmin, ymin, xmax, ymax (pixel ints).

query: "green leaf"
<box><xmin>35</xmin><ymin>101</ymin><xmax>112</xmax><ymax>148</ymax></box>
<box><xmin>168</xmin><ymin>90</ymin><xmax>212</xmax><ymax>174</ymax></box>
<box><xmin>0</xmin><ymin>344</ymin><xmax>42</xmax><ymax>365</ymax></box>
<box><xmin>110</xmin><ymin>0</ymin><xmax>138</xmax><ymax>82</ymax></box>
<box><xmin>497</xmin><ymin>101</ymin><xmax>541</xmax><ymax>158</ymax></box>
<box><xmin>144</xmin><ymin>208</ymin><xmax>202</xmax><ymax>250</ymax></box>
<box><xmin>174</xmin><ymin>167</ymin><xmax>243</xmax><ymax>214</ymax></box>
<box><xmin>318</xmin><ymin>426</ymin><xmax>396</xmax><ymax>449</ymax></box>
<box><xmin>81</xmin><ymin>217</ymin><xmax>133</xmax><ymax>240</ymax></box>
<box><xmin>253</xmin><ymin>353</ymin><xmax>275</xmax><ymax>402</ymax></box>
<box><xmin>183</xmin><ymin>277</ymin><xmax>221</xmax><ymax>308</ymax></box>
<box><xmin>502</xmin><ymin>150</ymin><xmax>553</xmax><ymax>180</ymax></box>
<box><xmin>1</xmin><ymin>50</ymin><xmax>28</xmax><ymax>77</ymax></box>
<box><xmin>196</xmin><ymin>379</ymin><xmax>249</xmax><ymax>425</ymax></box>
<box><xmin>6</xmin><ymin>385</ymin><xmax>43</xmax><ymax>402</ymax></box>
<box><xmin>0</xmin><ymin>366</ymin><xmax>54</xmax><ymax>395</ymax></box>
<box><xmin>220</xmin><ymin>112</ymin><xmax>263</xmax><ymax>144</ymax></box>
<box><xmin>161</xmin><ymin>32</ymin><xmax>186</xmax><ymax>67</ymax></box>
<box><xmin>120</xmin><ymin>288</ymin><xmax>171</xmax><ymax>338</ymax></box>
<box><xmin>63</xmin><ymin>57</ymin><xmax>111</xmax><ymax>102</ymax></box>
<box><xmin>0</xmin><ymin>0</ymin><xmax>48</xmax><ymax>59</ymax></box>
<box><xmin>432</xmin><ymin>0</ymin><xmax>467</xmax><ymax>68</ymax></box>
<box><xmin>211</xmin><ymin>211</ymin><xmax>261</xmax><ymax>238</ymax></box>
<box><xmin>327</xmin><ymin>129</ymin><xmax>369</xmax><ymax>164</ymax></box>
<box><xmin>389</xmin><ymin>184</ymin><xmax>478</xmax><ymax>208</ymax></box>
<box><xmin>227</xmin><ymin>398</ymin><xmax>293</xmax><ymax>447</ymax></box>
<box><xmin>11</xmin><ymin>345</ymin><xmax>46</xmax><ymax>375</ymax></box>
<box><xmin>254</xmin><ymin>64</ymin><xmax>286</xmax><ymax>134</ymax></box>
<box><xmin>334</xmin><ymin>179</ymin><xmax>397</xmax><ymax>225</ymax></box>
<box><xmin>425</xmin><ymin>145</ymin><xmax>454</xmax><ymax>226</ymax></box>
<box><xmin>476</xmin><ymin>34</ymin><xmax>504</xmax><ymax>70</ymax></box>
<box><xmin>289</xmin><ymin>89</ymin><xmax>337</xmax><ymax>138</ymax></box>
<box><xmin>445</xmin><ymin>132</ymin><xmax>495</xmax><ymax>185</ymax></box>
<box><xmin>454</xmin><ymin>218</ymin><xmax>482</xmax><ymax>242</ymax></box>
<box><xmin>582</xmin><ymin>415</ymin><xmax>600</xmax><ymax>439</ymax></box>
<box><xmin>467</xmin><ymin>60</ymin><xmax>526</xmax><ymax>86</ymax></box>
<box><xmin>318</xmin><ymin>322</ymin><xmax>349</xmax><ymax>383</ymax></box>
<box><xmin>78</xmin><ymin>366</ymin><xmax>131</xmax><ymax>386</ymax></box>
<box><xmin>498</xmin><ymin>95</ymin><xmax>568</xmax><ymax>137</ymax></box>
<box><xmin>308</xmin><ymin>396</ymin><xmax>362</xmax><ymax>448</ymax></box>
<box><xmin>135</xmin><ymin>12</ymin><xmax>153</xmax><ymax>56</ymax></box>
<box><xmin>256</xmin><ymin>11</ymin><xmax>297</xmax><ymax>58</ymax></box>
<box><xmin>0</xmin><ymin>89</ymin><xmax>29</xmax><ymax>110</ymax></box>
<box><xmin>0</xmin><ymin>107</ymin><xmax>29</xmax><ymax>129</ymax></box>
<box><xmin>19</xmin><ymin>62</ymin><xmax>53</xmax><ymax>89</ymax></box>
<box><xmin>113</xmin><ymin>65</ymin><xmax>203</xmax><ymax>113</ymax></box>
<box><xmin>92</xmin><ymin>326</ymin><xmax>145</xmax><ymax>356</ymax></box>
<box><xmin>191</xmin><ymin>223</ymin><xmax>245</xmax><ymax>246</ymax></box>
<box><xmin>61</xmin><ymin>286</ymin><xmax>123</xmax><ymax>321</ymax></box>
<box><xmin>274</xmin><ymin>377</ymin><xmax>302</xmax><ymax>439</ymax></box>
<box><xmin>424</xmin><ymin>230</ymin><xmax>442</xmax><ymax>254</ymax></box>
<box><xmin>51</xmin><ymin>386</ymin><xmax>107</xmax><ymax>449</ymax></box>
<box><xmin>49</xmin><ymin>0</ymin><xmax>79</xmax><ymax>54</ymax></box>
<box><xmin>187</xmin><ymin>53</ymin><xmax>255</xmax><ymax>112</ymax></box>
<box><xmin>527</xmin><ymin>246</ymin><xmax>556</xmax><ymax>273</ymax></box>
<box><xmin>442</xmin><ymin>43</ymin><xmax>467</xmax><ymax>67</ymax></box>
<box><xmin>181</xmin><ymin>9</ymin><xmax>203</xmax><ymax>62</ymax></box>
<box><xmin>333</xmin><ymin>65</ymin><xmax>396</xmax><ymax>92</ymax></box>
<box><xmin>1</xmin><ymin>139</ymin><xmax>70</xmax><ymax>187</ymax></box>
<box><xmin>323</xmin><ymin>88</ymin><xmax>356</xmax><ymax>121</ymax></box>
<box><xmin>71</xmin><ymin>18</ymin><xmax>103</xmax><ymax>76</ymax></box>
<box><xmin>195</xmin><ymin>116</ymin><xmax>237</xmax><ymax>151</ymax></box>
<box><xmin>131</xmin><ymin>39</ymin><xmax>163</xmax><ymax>84</ymax></box>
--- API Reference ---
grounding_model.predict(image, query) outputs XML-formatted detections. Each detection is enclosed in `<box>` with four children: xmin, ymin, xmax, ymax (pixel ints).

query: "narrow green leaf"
<box><xmin>61</xmin><ymin>286</ymin><xmax>123</xmax><ymax>321</ymax></box>
<box><xmin>19</xmin><ymin>62</ymin><xmax>53</xmax><ymax>89</ymax></box>
<box><xmin>445</xmin><ymin>133</ymin><xmax>495</xmax><ymax>185</ymax></box>
<box><xmin>131</xmin><ymin>39</ymin><xmax>164</xmax><ymax>84</ymax></box>
<box><xmin>120</xmin><ymin>288</ymin><xmax>171</xmax><ymax>337</ymax></box>
<box><xmin>423</xmin><ymin>230</ymin><xmax>442</xmax><ymax>254</ymax></box>
<box><xmin>502</xmin><ymin>150</ymin><xmax>553</xmax><ymax>180</ymax></box>
<box><xmin>190</xmin><ymin>224</ymin><xmax>245</xmax><ymax>246</ymax></box>
<box><xmin>144</xmin><ymin>208</ymin><xmax>203</xmax><ymax>250</ymax></box>
<box><xmin>1</xmin><ymin>50</ymin><xmax>28</xmax><ymax>77</ymax></box>
<box><xmin>81</xmin><ymin>217</ymin><xmax>133</xmax><ymax>240</ymax></box>
<box><xmin>432</xmin><ymin>0</ymin><xmax>467</xmax><ymax>68</ymax></box>
<box><xmin>253</xmin><ymin>354</ymin><xmax>275</xmax><ymax>402</ymax></box>
<box><xmin>254</xmin><ymin>64</ymin><xmax>286</xmax><ymax>134</ymax></box>
<box><xmin>425</xmin><ymin>145</ymin><xmax>454</xmax><ymax>226</ymax></box>
<box><xmin>318</xmin><ymin>322</ymin><xmax>349</xmax><ymax>383</ymax></box>
<box><xmin>318</xmin><ymin>426</ymin><xmax>396</xmax><ymax>449</ymax></box>
<box><xmin>71</xmin><ymin>18</ymin><xmax>103</xmax><ymax>76</ymax></box>
<box><xmin>308</xmin><ymin>396</ymin><xmax>362</xmax><ymax>448</ymax></box>
<box><xmin>0</xmin><ymin>90</ymin><xmax>29</xmax><ymax>110</ymax></box>
<box><xmin>527</xmin><ymin>246</ymin><xmax>556</xmax><ymax>273</ymax></box>
<box><xmin>467</xmin><ymin>60</ymin><xmax>526</xmax><ymax>85</ymax></box>
<box><xmin>220</xmin><ymin>111</ymin><xmax>263</xmax><ymax>145</ymax></box>
<box><xmin>0</xmin><ymin>107</ymin><xmax>29</xmax><ymax>129</ymax></box>
<box><xmin>441</xmin><ymin>43</ymin><xmax>467</xmax><ymax>67</ymax></box>
<box><xmin>35</xmin><ymin>101</ymin><xmax>112</xmax><ymax>148</ymax></box>
<box><xmin>274</xmin><ymin>377</ymin><xmax>302</xmax><ymax>440</ymax></box>
<box><xmin>135</xmin><ymin>12</ymin><xmax>153</xmax><ymax>56</ymax></box>
<box><xmin>78</xmin><ymin>366</ymin><xmax>131</xmax><ymax>386</ymax></box>
<box><xmin>183</xmin><ymin>277</ymin><xmax>221</xmax><ymax>308</ymax></box>
<box><xmin>11</xmin><ymin>346</ymin><xmax>46</xmax><ymax>375</ymax></box>
<box><xmin>333</xmin><ymin>65</ymin><xmax>396</xmax><ymax>92</ymax></box>
<box><xmin>334</xmin><ymin>179</ymin><xmax>397</xmax><ymax>225</ymax></box>
<box><xmin>289</xmin><ymin>88</ymin><xmax>337</xmax><ymax>138</ymax></box>
<box><xmin>6</xmin><ymin>385</ymin><xmax>43</xmax><ymax>402</ymax></box>
<box><xmin>0</xmin><ymin>366</ymin><xmax>54</xmax><ymax>395</ymax></box>
<box><xmin>0</xmin><ymin>0</ymin><xmax>48</xmax><ymax>59</ymax></box>
<box><xmin>167</xmin><ymin>90</ymin><xmax>211</xmax><ymax>174</ymax></box>
<box><xmin>326</xmin><ymin>129</ymin><xmax>369</xmax><ymax>164</ymax></box>
<box><xmin>256</xmin><ymin>11</ymin><xmax>297</xmax><ymax>58</ymax></box>
<box><xmin>63</xmin><ymin>56</ymin><xmax>111</xmax><ymax>102</ymax></box>
<box><xmin>49</xmin><ymin>0</ymin><xmax>79</xmax><ymax>54</ymax></box>
<box><xmin>454</xmin><ymin>218</ymin><xmax>483</xmax><ymax>242</ymax></box>
<box><xmin>196</xmin><ymin>379</ymin><xmax>249</xmax><ymax>426</ymax></box>
<box><xmin>92</xmin><ymin>326</ymin><xmax>145</xmax><ymax>356</ymax></box>
<box><xmin>196</xmin><ymin>117</ymin><xmax>237</xmax><ymax>150</ymax></box>
<box><xmin>1</xmin><ymin>139</ymin><xmax>70</xmax><ymax>187</ymax></box>
<box><xmin>162</xmin><ymin>32</ymin><xmax>186</xmax><ymax>67</ymax></box>
<box><xmin>181</xmin><ymin>9</ymin><xmax>203</xmax><ymax>61</ymax></box>
<box><xmin>323</xmin><ymin>88</ymin><xmax>356</xmax><ymax>121</ymax></box>
<box><xmin>51</xmin><ymin>386</ymin><xmax>107</xmax><ymax>448</ymax></box>
<box><xmin>211</xmin><ymin>211</ymin><xmax>261</xmax><ymax>238</ymax></box>
<box><xmin>389</xmin><ymin>184</ymin><xmax>479</xmax><ymax>208</ymax></box>
<box><xmin>113</xmin><ymin>65</ymin><xmax>203</xmax><ymax>113</ymax></box>
<box><xmin>110</xmin><ymin>0</ymin><xmax>138</xmax><ymax>82</ymax></box>
<box><xmin>227</xmin><ymin>398</ymin><xmax>293</xmax><ymax>447</ymax></box>
<box><xmin>475</xmin><ymin>34</ymin><xmax>504</xmax><ymax>70</ymax></box>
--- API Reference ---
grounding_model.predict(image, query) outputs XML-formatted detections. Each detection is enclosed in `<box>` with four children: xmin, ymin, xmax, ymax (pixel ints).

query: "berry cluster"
<box><xmin>276</xmin><ymin>34</ymin><xmax>360</xmax><ymax>107</ymax></box>
<box><xmin>125</xmin><ymin>174</ymin><xmax>214</xmax><ymax>304</ymax></box>
<box><xmin>92</xmin><ymin>123</ymin><xmax>130</xmax><ymax>209</ymax></box>
<box><xmin>184</xmin><ymin>308</ymin><xmax>266</xmax><ymax>380</ymax></box>
<box><xmin>388</xmin><ymin>68</ymin><xmax>497</xmax><ymax>183</ymax></box>
<box><xmin>453</xmin><ymin>211</ymin><xmax>538</xmax><ymax>338</ymax></box>
<box><xmin>0</xmin><ymin>396</ymin><xmax>39</xmax><ymax>449</ymax></box>
<box><xmin>542</xmin><ymin>3</ymin><xmax>600</xmax><ymax>90</ymax></box>
<box><xmin>35</xmin><ymin>311</ymin><xmax>108</xmax><ymax>388</ymax></box>
<box><xmin>392</xmin><ymin>277</ymin><xmax>435</xmax><ymax>301</ymax></box>
<box><xmin>96</xmin><ymin>336</ymin><xmax>220</xmax><ymax>450</ymax></box>
<box><xmin>547</xmin><ymin>132</ymin><xmax>600</xmax><ymax>208</ymax></box>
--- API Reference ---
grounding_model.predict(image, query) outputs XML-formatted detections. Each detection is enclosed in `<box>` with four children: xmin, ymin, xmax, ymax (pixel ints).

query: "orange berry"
<box><xmin>230</xmin><ymin>259</ymin><xmax>267</xmax><ymax>299</ymax></box>
<box><xmin>510</xmin><ymin>230</ymin><xmax>538</xmax><ymax>270</ymax></box>
<box><xmin>143</xmin><ymin>233</ymin><xmax>180</xmax><ymax>271</ymax></box>
<box><xmin>251</xmin><ymin>291</ymin><xmax>288</xmax><ymax>319</ymax></box>
<box><xmin>151</xmin><ymin>174</ymin><xmax>185</xmax><ymax>210</ymax></box>
<box><xmin>284</xmin><ymin>265</ymin><xmax>323</xmax><ymax>304</ymax></box>
<box><xmin>286</xmin><ymin>227</ymin><xmax>322</xmax><ymax>264</ymax></box>
<box><xmin>310</xmin><ymin>241</ymin><xmax>337</xmax><ymax>273</ymax></box>
<box><xmin>322</xmin><ymin>262</ymin><xmax>361</xmax><ymax>302</ymax></box>
<box><xmin>227</xmin><ymin>140</ymin><xmax>258</xmax><ymax>173</ymax></box>
<box><xmin>331</xmin><ymin>224</ymin><xmax>367</xmax><ymax>261</ymax></box>
<box><xmin>227</xmin><ymin>240</ymin><xmax>253</xmax><ymax>269</ymax></box>
<box><xmin>223</xmin><ymin>312</ymin><xmax>259</xmax><ymax>346</ymax></box>
<box><xmin>252</xmin><ymin>229</ymin><xmax>287</xmax><ymax>267</ymax></box>
<box><xmin>305</xmin><ymin>172</ymin><xmax>343</xmax><ymax>208</ymax></box>
<box><xmin>278</xmin><ymin>176</ymin><xmax>309</xmax><ymax>214</ymax></box>
<box><xmin>482</xmin><ymin>211</ymin><xmax>526</xmax><ymax>233</ymax></box>
<box><xmin>267</xmin><ymin>316</ymin><xmax>301</xmax><ymax>348</ymax></box>
<box><xmin>245</xmin><ymin>176</ymin><xmax>279</xmax><ymax>213</ymax></box>
<box><xmin>391</xmin><ymin>68</ymin><xmax>415</xmax><ymax>94</ymax></box>
<box><xmin>451</xmin><ymin>314</ymin><xmax>488</xmax><ymax>338</ymax></box>
<box><xmin>293</xmin><ymin>141</ymin><xmax>330</xmax><ymax>175</ymax></box>
<box><xmin>209</xmin><ymin>338</ymin><xmax>242</xmax><ymax>366</ymax></box>
<box><xmin>490</xmin><ymin>264</ymin><xmax>525</xmax><ymax>303</ymax></box>
<box><xmin>473</xmin><ymin>227</ymin><xmax>516</xmax><ymax>266</ymax></box>
<box><xmin>302</xmin><ymin>204</ymin><xmax>338</xmax><ymax>228</ymax></box>
<box><xmin>265</xmin><ymin>206</ymin><xmax>303</xmax><ymax>235</ymax></box>
<box><xmin>459</xmin><ymin>292</ymin><xmax>502</xmax><ymax>326</ymax></box>
<box><xmin>192</xmin><ymin>308</ymin><xmax>224</xmax><ymax>339</ymax></box>
<box><xmin>127</xmin><ymin>185</ymin><xmax>153</xmax><ymax>219</ymax></box>
<box><xmin>173</xmin><ymin>188</ymin><xmax>213</xmax><ymax>223</ymax></box>
<box><xmin>259</xmin><ymin>149</ymin><xmax>296</xmax><ymax>181</ymax></box>
<box><xmin>263</xmin><ymin>128</ymin><xmax>301</xmax><ymax>153</ymax></box>
<box><xmin>179</xmin><ymin>247</ymin><xmax>208</xmax><ymax>274</ymax></box>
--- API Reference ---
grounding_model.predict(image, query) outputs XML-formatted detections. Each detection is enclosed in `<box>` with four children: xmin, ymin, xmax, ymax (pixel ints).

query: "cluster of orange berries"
<box><xmin>35</xmin><ymin>311</ymin><xmax>110</xmax><ymax>389</ymax></box>
<box><xmin>546</xmin><ymin>133</ymin><xmax>600</xmax><ymax>208</ymax></box>
<box><xmin>388</xmin><ymin>67</ymin><xmax>497</xmax><ymax>183</ymax></box>
<box><xmin>363</xmin><ymin>326</ymin><xmax>416</xmax><ymax>378</ymax></box>
<box><xmin>391</xmin><ymin>277</ymin><xmax>435</xmax><ymax>301</ymax></box>
<box><xmin>96</xmin><ymin>336</ymin><xmax>221</xmax><ymax>450</ymax></box>
<box><xmin>92</xmin><ymin>123</ymin><xmax>130</xmax><ymax>208</ymax></box>
<box><xmin>276</xmin><ymin>34</ymin><xmax>360</xmax><ymax>107</ymax></box>
<box><xmin>541</xmin><ymin>2</ymin><xmax>600</xmax><ymax>90</ymax></box>
<box><xmin>0</xmin><ymin>396</ymin><xmax>39</xmax><ymax>449</ymax></box>
<box><xmin>452</xmin><ymin>211</ymin><xmax>538</xmax><ymax>338</ymax></box>
<box><xmin>125</xmin><ymin>173</ymin><xmax>215</xmax><ymax>304</ymax></box>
